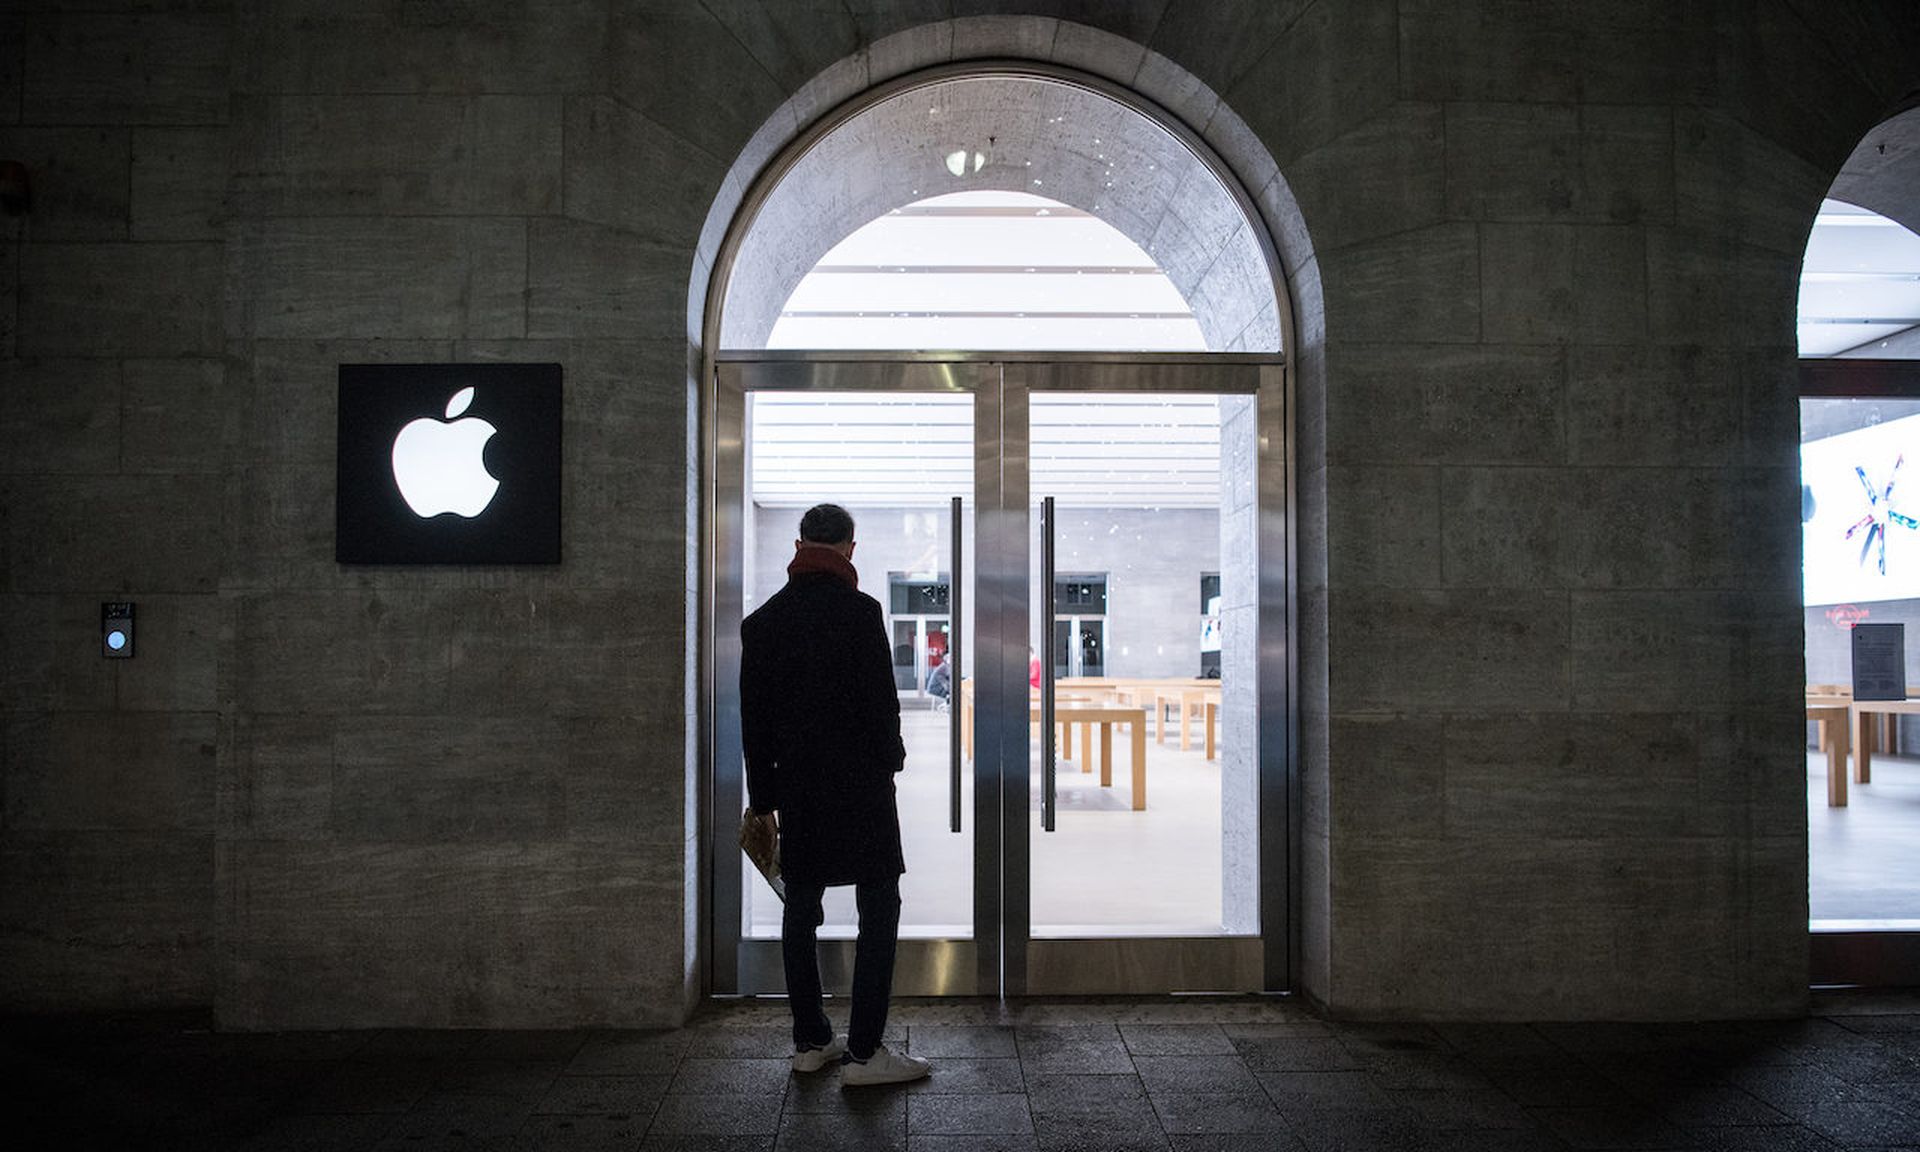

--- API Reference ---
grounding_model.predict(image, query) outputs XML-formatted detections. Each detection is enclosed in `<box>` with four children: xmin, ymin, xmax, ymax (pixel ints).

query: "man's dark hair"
<box><xmin>798</xmin><ymin>503</ymin><xmax>856</xmax><ymax>545</ymax></box>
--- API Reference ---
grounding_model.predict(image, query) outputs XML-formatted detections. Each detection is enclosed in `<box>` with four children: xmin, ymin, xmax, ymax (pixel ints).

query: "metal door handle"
<box><xmin>949</xmin><ymin>495</ymin><xmax>962</xmax><ymax>835</ymax></box>
<box><xmin>1042</xmin><ymin>496</ymin><xmax>1056</xmax><ymax>833</ymax></box>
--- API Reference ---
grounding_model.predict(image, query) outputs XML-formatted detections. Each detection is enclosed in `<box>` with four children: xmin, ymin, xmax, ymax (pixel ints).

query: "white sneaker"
<box><xmin>791</xmin><ymin>1035</ymin><xmax>847</xmax><ymax>1073</ymax></box>
<box><xmin>840</xmin><ymin>1044</ymin><xmax>932</xmax><ymax>1087</ymax></box>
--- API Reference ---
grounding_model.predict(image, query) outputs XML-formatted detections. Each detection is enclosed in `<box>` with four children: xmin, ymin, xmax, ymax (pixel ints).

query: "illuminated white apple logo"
<box><xmin>390</xmin><ymin>386</ymin><xmax>500</xmax><ymax>518</ymax></box>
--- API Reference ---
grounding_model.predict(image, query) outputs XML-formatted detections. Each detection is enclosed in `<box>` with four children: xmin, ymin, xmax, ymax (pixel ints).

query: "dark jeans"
<box><xmin>781</xmin><ymin>877</ymin><xmax>901</xmax><ymax>1060</ymax></box>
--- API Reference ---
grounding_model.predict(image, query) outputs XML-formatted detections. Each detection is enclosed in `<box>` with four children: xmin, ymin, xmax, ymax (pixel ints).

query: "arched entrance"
<box><xmin>699</xmin><ymin>60</ymin><xmax>1297</xmax><ymax>998</ymax></box>
<box><xmin>1796</xmin><ymin>100</ymin><xmax>1920</xmax><ymax>985</ymax></box>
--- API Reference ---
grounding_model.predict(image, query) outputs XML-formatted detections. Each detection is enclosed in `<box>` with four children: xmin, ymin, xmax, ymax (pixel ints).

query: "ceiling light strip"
<box><xmin>889</xmin><ymin>206</ymin><xmax>1096</xmax><ymax>217</ymax></box>
<box><xmin>808</xmin><ymin>265</ymin><xmax>1167</xmax><ymax>275</ymax></box>
<box><xmin>779</xmin><ymin>310</ymin><xmax>1196</xmax><ymax>320</ymax></box>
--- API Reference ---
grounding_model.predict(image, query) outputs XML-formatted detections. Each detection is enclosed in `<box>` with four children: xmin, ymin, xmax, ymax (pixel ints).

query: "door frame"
<box><xmin>701</xmin><ymin>351</ymin><xmax>1296</xmax><ymax>997</ymax></box>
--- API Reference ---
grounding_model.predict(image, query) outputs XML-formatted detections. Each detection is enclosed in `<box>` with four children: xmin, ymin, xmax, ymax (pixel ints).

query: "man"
<box><xmin>739</xmin><ymin>503</ymin><xmax>932</xmax><ymax>1087</ymax></box>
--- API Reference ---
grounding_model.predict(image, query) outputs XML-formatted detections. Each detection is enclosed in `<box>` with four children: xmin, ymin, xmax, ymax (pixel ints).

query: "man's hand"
<box><xmin>739</xmin><ymin>808</ymin><xmax>779</xmax><ymax>870</ymax></box>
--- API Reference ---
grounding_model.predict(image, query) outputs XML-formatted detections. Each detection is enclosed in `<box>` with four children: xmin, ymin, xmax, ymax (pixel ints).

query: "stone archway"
<box><xmin>686</xmin><ymin>20</ymin><xmax>1326</xmax><ymax>996</ymax></box>
<box><xmin>714</xmin><ymin>68</ymin><xmax>1280</xmax><ymax>354</ymax></box>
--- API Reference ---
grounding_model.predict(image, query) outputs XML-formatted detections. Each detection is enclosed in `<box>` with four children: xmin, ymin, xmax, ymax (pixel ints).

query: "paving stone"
<box><xmin>1388</xmin><ymin>1087</ymin><xmax>1539</xmax><ymax>1132</ymax></box>
<box><xmin>222</xmin><ymin>1111</ymin><xmax>399</xmax><ymax>1151</ymax></box>
<box><xmin>535</xmin><ymin>1074</ymin><xmax>670</xmax><ymax>1116</ymax></box>
<box><xmin>1027</xmin><ymin>1083</ymin><xmax>1159</xmax><ymax>1136</ymax></box>
<box><xmin>1150</xmin><ymin>1091</ymin><xmax>1292</xmax><ymax>1135</ymax></box>
<box><xmin>568</xmin><ymin>1032</ymin><xmax>690</xmax><ymax>1075</ymax></box>
<box><xmin>1644</xmin><ymin>1085</ymin><xmax>1792</xmax><ymax>1129</ymax></box>
<box><xmin>1484</xmin><ymin>1065</ymin><xmax>1639</xmax><ymax>1109</ymax></box>
<box><xmin>684</xmin><ymin>1026</ymin><xmax>795</xmax><ymax>1060</ymax></box>
<box><xmin>1344</xmin><ymin>1050</ymin><xmax>1489</xmax><ymax>1093</ymax></box>
<box><xmin>1257</xmin><ymin>1070</ymin><xmax>1401</xmax><ymax>1115</ymax></box>
<box><xmin>1134</xmin><ymin>1056</ymin><xmax>1263</xmax><ymax>1095</ymax></box>
<box><xmin>905</xmin><ymin>1057</ymin><xmax>1025</xmax><ymax>1094</ymax></box>
<box><xmin>907</xmin><ymin>1093</ymin><xmax>1035</xmax><ymax>1135</ymax></box>
<box><xmin>358</xmin><ymin>1031</ymin><xmax>484</xmax><ymax>1060</ymax></box>
<box><xmin>1529</xmin><ymin>1104</ymin><xmax>1698</xmax><ymax>1150</ymax></box>
<box><xmin>784</xmin><ymin>1076</ymin><xmax>905</xmax><ymax>1116</ymax></box>
<box><xmin>1801</xmin><ymin>1099</ymin><xmax>1920</xmax><ymax>1147</ymax></box>
<box><xmin>776</xmin><ymin>1106</ymin><xmax>907</xmax><ymax>1151</ymax></box>
<box><xmin>1018</xmin><ymin>1039</ymin><xmax>1138</xmax><ymax>1076</ymax></box>
<box><xmin>639</xmin><ymin>1136</ymin><xmax>776</xmax><ymax>1152</ymax></box>
<box><xmin>1729</xmin><ymin>1061</ymin><xmax>1888</xmax><ymax>1120</ymax></box>
<box><xmin>1167</xmin><ymin>1135</ymin><xmax>1308</xmax><ymax>1152</ymax></box>
<box><xmin>1229</xmin><ymin>1034</ymin><xmax>1363</xmax><ymax>1073</ymax></box>
<box><xmin>1831</xmin><ymin>1015</ymin><xmax>1920</xmax><ymax>1036</ymax></box>
<box><xmin>516</xmin><ymin>1112</ymin><xmax>653</xmax><ymax>1150</ymax></box>
<box><xmin>906</xmin><ymin>1135</ymin><xmax>1038</xmax><ymax>1152</ymax></box>
<box><xmin>909</xmin><ymin>1025</ymin><xmax>1018</xmax><ymax>1058</ymax></box>
<box><xmin>1120</xmin><ymin>1025</ymin><xmax>1239</xmax><ymax>1056</ymax></box>
<box><xmin>648</xmin><ymin>1094</ymin><xmax>783</xmax><ymax>1136</ymax></box>
<box><xmin>1420</xmin><ymin>1133</ymin><xmax>1591</xmax><ymax>1152</ymax></box>
<box><xmin>294</xmin><ymin>1059</ymin><xmax>440</xmax><ymax>1114</ymax></box>
<box><xmin>1033</xmin><ymin>1117</ymin><xmax>1174</xmax><ymax>1151</ymax></box>
<box><xmin>1286</xmin><ymin>1108</ymin><xmax>1433</xmax><ymax>1151</ymax></box>
<box><xmin>1015</xmin><ymin>1023</ymin><xmax>1125</xmax><ymax>1044</ymax></box>
<box><xmin>667</xmin><ymin>1058</ymin><xmax>791</xmax><ymax>1097</ymax></box>
<box><xmin>387</xmin><ymin>1091</ymin><xmax>534</xmax><ymax>1140</ymax></box>
<box><xmin>9</xmin><ymin>1003</ymin><xmax>1920</xmax><ymax>1152</ymax></box>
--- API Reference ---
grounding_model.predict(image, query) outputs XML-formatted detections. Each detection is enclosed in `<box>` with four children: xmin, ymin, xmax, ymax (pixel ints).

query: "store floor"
<box><xmin>9</xmin><ymin>991</ymin><xmax>1920</xmax><ymax>1149</ymax></box>
<box><xmin>750</xmin><ymin>709</ymin><xmax>1239</xmax><ymax>940</ymax></box>
<box><xmin>748</xmin><ymin>722</ymin><xmax>1920</xmax><ymax>935</ymax></box>
<box><xmin>1810</xmin><ymin>752</ymin><xmax>1920</xmax><ymax>924</ymax></box>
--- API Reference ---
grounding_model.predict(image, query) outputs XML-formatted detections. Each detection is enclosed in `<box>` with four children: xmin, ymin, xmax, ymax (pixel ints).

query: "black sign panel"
<box><xmin>335</xmin><ymin>363</ymin><xmax>562</xmax><ymax>564</ymax></box>
<box><xmin>1852</xmin><ymin>622</ymin><xmax>1908</xmax><ymax>701</ymax></box>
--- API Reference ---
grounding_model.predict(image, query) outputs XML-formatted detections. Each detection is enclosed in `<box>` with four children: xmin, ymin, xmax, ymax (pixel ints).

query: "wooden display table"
<box><xmin>1032</xmin><ymin>703</ymin><xmax>1150</xmax><ymax>810</ymax></box>
<box><xmin>955</xmin><ymin>680</ymin><xmax>1151</xmax><ymax>809</ymax></box>
<box><xmin>1848</xmin><ymin>696</ymin><xmax>1920</xmax><ymax>792</ymax></box>
<box><xmin>1806</xmin><ymin>695</ymin><xmax>1852</xmax><ymax>807</ymax></box>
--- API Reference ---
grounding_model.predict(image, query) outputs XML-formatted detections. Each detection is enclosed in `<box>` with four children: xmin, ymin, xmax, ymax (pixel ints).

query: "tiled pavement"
<box><xmin>6</xmin><ymin>992</ymin><xmax>1920</xmax><ymax>1150</ymax></box>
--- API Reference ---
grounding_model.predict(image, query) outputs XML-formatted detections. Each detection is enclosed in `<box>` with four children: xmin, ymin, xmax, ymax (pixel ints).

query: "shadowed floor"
<box><xmin>6</xmin><ymin>991</ymin><xmax>1920</xmax><ymax>1150</ymax></box>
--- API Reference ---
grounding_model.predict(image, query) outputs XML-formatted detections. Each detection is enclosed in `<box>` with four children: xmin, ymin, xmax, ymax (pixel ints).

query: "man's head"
<box><xmin>797</xmin><ymin>503</ymin><xmax>856</xmax><ymax>557</ymax></box>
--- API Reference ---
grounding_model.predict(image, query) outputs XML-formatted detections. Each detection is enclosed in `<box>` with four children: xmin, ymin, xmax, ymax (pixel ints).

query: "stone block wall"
<box><xmin>0</xmin><ymin>8</ymin><xmax>230</xmax><ymax>1011</ymax></box>
<box><xmin>1277</xmin><ymin>0</ymin><xmax>1907</xmax><ymax>1017</ymax></box>
<box><xmin>2</xmin><ymin>0</ymin><xmax>1917</xmax><ymax>1025</ymax></box>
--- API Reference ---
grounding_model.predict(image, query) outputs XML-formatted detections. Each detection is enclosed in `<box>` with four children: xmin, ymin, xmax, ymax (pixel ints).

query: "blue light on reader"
<box><xmin>106</xmin><ymin>630</ymin><xmax>127</xmax><ymax>651</ymax></box>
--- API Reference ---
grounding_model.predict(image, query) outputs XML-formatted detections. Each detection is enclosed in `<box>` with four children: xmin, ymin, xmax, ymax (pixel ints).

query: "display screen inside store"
<box><xmin>1803</xmin><ymin>409</ymin><xmax>1920</xmax><ymax>606</ymax></box>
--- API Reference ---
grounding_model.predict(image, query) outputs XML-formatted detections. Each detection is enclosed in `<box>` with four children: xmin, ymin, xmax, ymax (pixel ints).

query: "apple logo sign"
<box><xmin>391</xmin><ymin>386</ymin><xmax>500</xmax><ymax>518</ymax></box>
<box><xmin>336</xmin><ymin>362</ymin><xmax>562</xmax><ymax>565</ymax></box>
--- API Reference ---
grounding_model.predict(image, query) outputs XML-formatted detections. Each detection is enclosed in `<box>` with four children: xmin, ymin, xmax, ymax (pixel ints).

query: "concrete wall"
<box><xmin>3</xmin><ymin>1</ymin><xmax>1918</xmax><ymax>1025</ymax></box>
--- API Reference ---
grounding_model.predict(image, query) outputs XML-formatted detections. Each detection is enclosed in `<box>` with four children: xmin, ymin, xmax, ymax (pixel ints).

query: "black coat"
<box><xmin>740</xmin><ymin>571</ymin><xmax>906</xmax><ymax>886</ymax></box>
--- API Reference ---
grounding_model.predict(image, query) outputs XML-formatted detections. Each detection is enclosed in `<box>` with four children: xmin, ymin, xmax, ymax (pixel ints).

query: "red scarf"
<box><xmin>787</xmin><ymin>544</ymin><xmax>858</xmax><ymax>589</ymax></box>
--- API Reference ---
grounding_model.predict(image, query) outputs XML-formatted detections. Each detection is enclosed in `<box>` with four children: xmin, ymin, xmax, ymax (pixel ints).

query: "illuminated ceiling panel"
<box><xmin>766</xmin><ymin>190</ymin><xmax>1207</xmax><ymax>353</ymax></box>
<box><xmin>1799</xmin><ymin>199</ymin><xmax>1920</xmax><ymax>358</ymax></box>
<box><xmin>748</xmin><ymin>392</ymin><xmax>1222</xmax><ymax>509</ymax></box>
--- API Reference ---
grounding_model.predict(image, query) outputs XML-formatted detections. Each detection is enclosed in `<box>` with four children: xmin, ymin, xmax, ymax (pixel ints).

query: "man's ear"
<box><xmin>794</xmin><ymin>539</ymin><xmax>804</xmax><ymax>553</ymax></box>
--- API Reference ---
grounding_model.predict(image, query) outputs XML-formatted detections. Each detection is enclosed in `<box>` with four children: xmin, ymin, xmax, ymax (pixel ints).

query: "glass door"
<box><xmin>713</xmin><ymin>360</ymin><xmax>997</xmax><ymax>995</ymax></box>
<box><xmin>1014</xmin><ymin>372</ymin><xmax>1266</xmax><ymax>993</ymax></box>
<box><xmin>711</xmin><ymin>355</ymin><xmax>1287</xmax><ymax>997</ymax></box>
